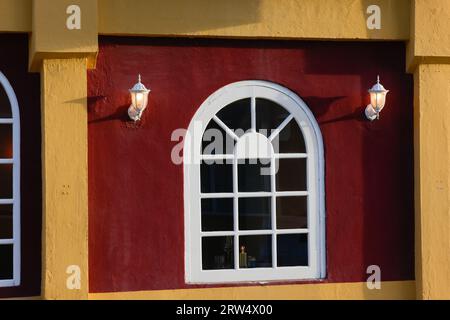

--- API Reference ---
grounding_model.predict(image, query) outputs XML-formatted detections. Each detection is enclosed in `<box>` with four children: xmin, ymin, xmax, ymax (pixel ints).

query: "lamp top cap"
<box><xmin>130</xmin><ymin>74</ymin><xmax>150</xmax><ymax>93</ymax></box>
<box><xmin>368</xmin><ymin>75</ymin><xmax>388</xmax><ymax>93</ymax></box>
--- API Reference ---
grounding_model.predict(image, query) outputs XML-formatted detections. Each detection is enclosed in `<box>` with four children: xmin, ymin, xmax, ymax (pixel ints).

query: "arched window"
<box><xmin>0</xmin><ymin>72</ymin><xmax>20</xmax><ymax>287</ymax></box>
<box><xmin>184</xmin><ymin>81</ymin><xmax>325</xmax><ymax>283</ymax></box>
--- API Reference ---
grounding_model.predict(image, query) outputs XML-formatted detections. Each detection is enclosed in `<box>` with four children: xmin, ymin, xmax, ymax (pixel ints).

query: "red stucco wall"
<box><xmin>88</xmin><ymin>37</ymin><xmax>414</xmax><ymax>293</ymax></box>
<box><xmin>0</xmin><ymin>34</ymin><xmax>41</xmax><ymax>298</ymax></box>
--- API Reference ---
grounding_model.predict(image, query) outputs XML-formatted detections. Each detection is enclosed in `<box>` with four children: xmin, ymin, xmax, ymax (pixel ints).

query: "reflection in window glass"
<box><xmin>0</xmin><ymin>164</ymin><xmax>13</xmax><ymax>199</ymax></box>
<box><xmin>202</xmin><ymin>236</ymin><xmax>234</xmax><ymax>270</ymax></box>
<box><xmin>201</xmin><ymin>198</ymin><xmax>233</xmax><ymax>232</ymax></box>
<box><xmin>202</xmin><ymin>119</ymin><xmax>235</xmax><ymax>155</ymax></box>
<box><xmin>0</xmin><ymin>244</ymin><xmax>13</xmax><ymax>280</ymax></box>
<box><xmin>276</xmin><ymin>196</ymin><xmax>307</xmax><ymax>229</ymax></box>
<box><xmin>275</xmin><ymin>158</ymin><xmax>307</xmax><ymax>191</ymax></box>
<box><xmin>277</xmin><ymin>234</ymin><xmax>308</xmax><ymax>267</ymax></box>
<box><xmin>239</xmin><ymin>197</ymin><xmax>271</xmax><ymax>230</ymax></box>
<box><xmin>256</xmin><ymin>98</ymin><xmax>289</xmax><ymax>135</ymax></box>
<box><xmin>216</xmin><ymin>99</ymin><xmax>251</xmax><ymax>137</ymax></box>
<box><xmin>0</xmin><ymin>205</ymin><xmax>13</xmax><ymax>239</ymax></box>
<box><xmin>0</xmin><ymin>124</ymin><xmax>13</xmax><ymax>158</ymax></box>
<box><xmin>275</xmin><ymin>119</ymin><xmax>306</xmax><ymax>154</ymax></box>
<box><xmin>238</xmin><ymin>159</ymin><xmax>271</xmax><ymax>192</ymax></box>
<box><xmin>239</xmin><ymin>235</ymin><xmax>272</xmax><ymax>268</ymax></box>
<box><xmin>0</xmin><ymin>87</ymin><xmax>12</xmax><ymax>118</ymax></box>
<box><xmin>201</xmin><ymin>161</ymin><xmax>233</xmax><ymax>193</ymax></box>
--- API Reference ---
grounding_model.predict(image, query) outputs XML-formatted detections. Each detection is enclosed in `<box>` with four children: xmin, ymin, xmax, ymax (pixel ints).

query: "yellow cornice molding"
<box><xmin>97</xmin><ymin>0</ymin><xmax>410</xmax><ymax>40</ymax></box>
<box><xmin>2</xmin><ymin>0</ymin><xmax>410</xmax><ymax>40</ymax></box>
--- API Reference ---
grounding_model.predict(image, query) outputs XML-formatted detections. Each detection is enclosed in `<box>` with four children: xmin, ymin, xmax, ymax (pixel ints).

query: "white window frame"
<box><xmin>0</xmin><ymin>71</ymin><xmax>21</xmax><ymax>287</ymax></box>
<box><xmin>184</xmin><ymin>80</ymin><xmax>325</xmax><ymax>284</ymax></box>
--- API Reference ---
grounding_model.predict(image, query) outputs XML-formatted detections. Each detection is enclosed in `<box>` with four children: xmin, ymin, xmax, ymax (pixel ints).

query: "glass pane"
<box><xmin>0</xmin><ymin>164</ymin><xmax>13</xmax><ymax>198</ymax></box>
<box><xmin>256</xmin><ymin>98</ymin><xmax>290</xmax><ymax>135</ymax></box>
<box><xmin>0</xmin><ymin>86</ymin><xmax>12</xmax><ymax>118</ymax></box>
<box><xmin>201</xmin><ymin>161</ymin><xmax>233</xmax><ymax>193</ymax></box>
<box><xmin>239</xmin><ymin>235</ymin><xmax>272</xmax><ymax>268</ymax></box>
<box><xmin>202</xmin><ymin>236</ymin><xmax>234</xmax><ymax>270</ymax></box>
<box><xmin>216</xmin><ymin>98</ymin><xmax>251</xmax><ymax>137</ymax></box>
<box><xmin>0</xmin><ymin>124</ymin><xmax>13</xmax><ymax>158</ymax></box>
<box><xmin>276</xmin><ymin>196</ymin><xmax>307</xmax><ymax>229</ymax></box>
<box><xmin>239</xmin><ymin>197</ymin><xmax>271</xmax><ymax>230</ymax></box>
<box><xmin>0</xmin><ymin>205</ymin><xmax>13</xmax><ymax>239</ymax></box>
<box><xmin>201</xmin><ymin>198</ymin><xmax>233</xmax><ymax>232</ymax></box>
<box><xmin>277</xmin><ymin>234</ymin><xmax>308</xmax><ymax>267</ymax></box>
<box><xmin>0</xmin><ymin>244</ymin><xmax>13</xmax><ymax>280</ymax></box>
<box><xmin>273</xmin><ymin>119</ymin><xmax>306</xmax><ymax>154</ymax></box>
<box><xmin>238</xmin><ymin>159</ymin><xmax>271</xmax><ymax>192</ymax></box>
<box><xmin>202</xmin><ymin>119</ymin><xmax>235</xmax><ymax>155</ymax></box>
<box><xmin>275</xmin><ymin>158</ymin><xmax>306</xmax><ymax>191</ymax></box>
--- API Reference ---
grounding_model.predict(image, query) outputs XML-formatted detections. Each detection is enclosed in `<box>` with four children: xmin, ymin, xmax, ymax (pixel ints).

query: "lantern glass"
<box><xmin>131</xmin><ymin>91</ymin><xmax>148</xmax><ymax>111</ymax></box>
<box><xmin>370</xmin><ymin>91</ymin><xmax>387</xmax><ymax>111</ymax></box>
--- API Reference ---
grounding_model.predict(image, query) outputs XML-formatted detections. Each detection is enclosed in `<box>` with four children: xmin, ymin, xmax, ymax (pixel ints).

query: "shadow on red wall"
<box><xmin>88</xmin><ymin>37</ymin><xmax>414</xmax><ymax>293</ymax></box>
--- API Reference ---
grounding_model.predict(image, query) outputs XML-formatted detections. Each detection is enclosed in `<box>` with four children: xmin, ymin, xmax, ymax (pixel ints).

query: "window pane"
<box><xmin>202</xmin><ymin>119</ymin><xmax>235</xmax><ymax>155</ymax></box>
<box><xmin>202</xmin><ymin>236</ymin><xmax>234</xmax><ymax>270</ymax></box>
<box><xmin>239</xmin><ymin>197</ymin><xmax>271</xmax><ymax>230</ymax></box>
<box><xmin>239</xmin><ymin>235</ymin><xmax>272</xmax><ymax>268</ymax></box>
<box><xmin>201</xmin><ymin>161</ymin><xmax>233</xmax><ymax>193</ymax></box>
<box><xmin>0</xmin><ymin>205</ymin><xmax>13</xmax><ymax>239</ymax></box>
<box><xmin>256</xmin><ymin>98</ymin><xmax>290</xmax><ymax>135</ymax></box>
<box><xmin>273</xmin><ymin>119</ymin><xmax>306</xmax><ymax>154</ymax></box>
<box><xmin>216</xmin><ymin>99</ymin><xmax>251</xmax><ymax>137</ymax></box>
<box><xmin>0</xmin><ymin>164</ymin><xmax>13</xmax><ymax>198</ymax></box>
<box><xmin>277</xmin><ymin>234</ymin><xmax>308</xmax><ymax>267</ymax></box>
<box><xmin>201</xmin><ymin>198</ymin><xmax>233</xmax><ymax>232</ymax></box>
<box><xmin>276</xmin><ymin>196</ymin><xmax>307</xmax><ymax>229</ymax></box>
<box><xmin>0</xmin><ymin>244</ymin><xmax>13</xmax><ymax>280</ymax></box>
<box><xmin>0</xmin><ymin>124</ymin><xmax>13</xmax><ymax>158</ymax></box>
<box><xmin>0</xmin><ymin>86</ymin><xmax>12</xmax><ymax>118</ymax></box>
<box><xmin>238</xmin><ymin>159</ymin><xmax>271</xmax><ymax>192</ymax></box>
<box><xmin>275</xmin><ymin>158</ymin><xmax>306</xmax><ymax>191</ymax></box>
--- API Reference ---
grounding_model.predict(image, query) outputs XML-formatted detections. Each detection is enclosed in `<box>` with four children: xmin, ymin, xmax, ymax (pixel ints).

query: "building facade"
<box><xmin>0</xmin><ymin>0</ymin><xmax>449</xmax><ymax>300</ymax></box>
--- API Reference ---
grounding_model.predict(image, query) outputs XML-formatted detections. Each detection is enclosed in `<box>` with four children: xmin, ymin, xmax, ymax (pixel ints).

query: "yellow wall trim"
<box><xmin>1</xmin><ymin>0</ymin><xmax>411</xmax><ymax>40</ymax></box>
<box><xmin>89</xmin><ymin>281</ymin><xmax>416</xmax><ymax>300</ymax></box>
<box><xmin>0</xmin><ymin>0</ymin><xmax>31</xmax><ymax>33</ymax></box>
<box><xmin>98</xmin><ymin>0</ymin><xmax>410</xmax><ymax>40</ymax></box>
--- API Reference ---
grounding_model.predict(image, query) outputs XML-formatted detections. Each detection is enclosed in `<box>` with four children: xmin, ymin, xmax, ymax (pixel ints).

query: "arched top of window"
<box><xmin>0</xmin><ymin>71</ymin><xmax>21</xmax><ymax>287</ymax></box>
<box><xmin>184</xmin><ymin>81</ymin><xmax>325</xmax><ymax>284</ymax></box>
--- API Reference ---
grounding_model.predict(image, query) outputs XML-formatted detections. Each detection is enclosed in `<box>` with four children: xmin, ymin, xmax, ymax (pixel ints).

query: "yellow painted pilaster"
<box><xmin>41</xmin><ymin>58</ymin><xmax>88</xmax><ymax>300</ymax></box>
<box><xmin>408</xmin><ymin>0</ymin><xmax>450</xmax><ymax>300</ymax></box>
<box><xmin>413</xmin><ymin>64</ymin><xmax>450</xmax><ymax>300</ymax></box>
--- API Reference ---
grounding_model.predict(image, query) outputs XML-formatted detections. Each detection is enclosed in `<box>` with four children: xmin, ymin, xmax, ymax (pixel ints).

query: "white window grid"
<box><xmin>0</xmin><ymin>71</ymin><xmax>21</xmax><ymax>288</ymax></box>
<box><xmin>199</xmin><ymin>119</ymin><xmax>309</xmax><ymax>271</ymax></box>
<box><xmin>185</xmin><ymin>81</ymin><xmax>325</xmax><ymax>284</ymax></box>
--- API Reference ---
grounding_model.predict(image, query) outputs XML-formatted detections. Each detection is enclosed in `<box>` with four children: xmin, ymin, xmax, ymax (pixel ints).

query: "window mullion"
<box><xmin>233</xmin><ymin>155</ymin><xmax>239</xmax><ymax>270</ymax></box>
<box><xmin>251</xmin><ymin>95</ymin><xmax>256</xmax><ymax>132</ymax></box>
<box><xmin>271</xmin><ymin>156</ymin><xmax>277</xmax><ymax>269</ymax></box>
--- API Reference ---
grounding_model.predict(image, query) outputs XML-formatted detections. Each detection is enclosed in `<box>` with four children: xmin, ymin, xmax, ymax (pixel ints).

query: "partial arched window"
<box><xmin>184</xmin><ymin>81</ymin><xmax>325</xmax><ymax>283</ymax></box>
<box><xmin>0</xmin><ymin>72</ymin><xmax>20</xmax><ymax>287</ymax></box>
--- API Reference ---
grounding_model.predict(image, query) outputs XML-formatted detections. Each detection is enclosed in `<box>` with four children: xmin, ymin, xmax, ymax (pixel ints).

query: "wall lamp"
<box><xmin>128</xmin><ymin>75</ymin><xmax>151</xmax><ymax>121</ymax></box>
<box><xmin>365</xmin><ymin>76</ymin><xmax>389</xmax><ymax>121</ymax></box>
